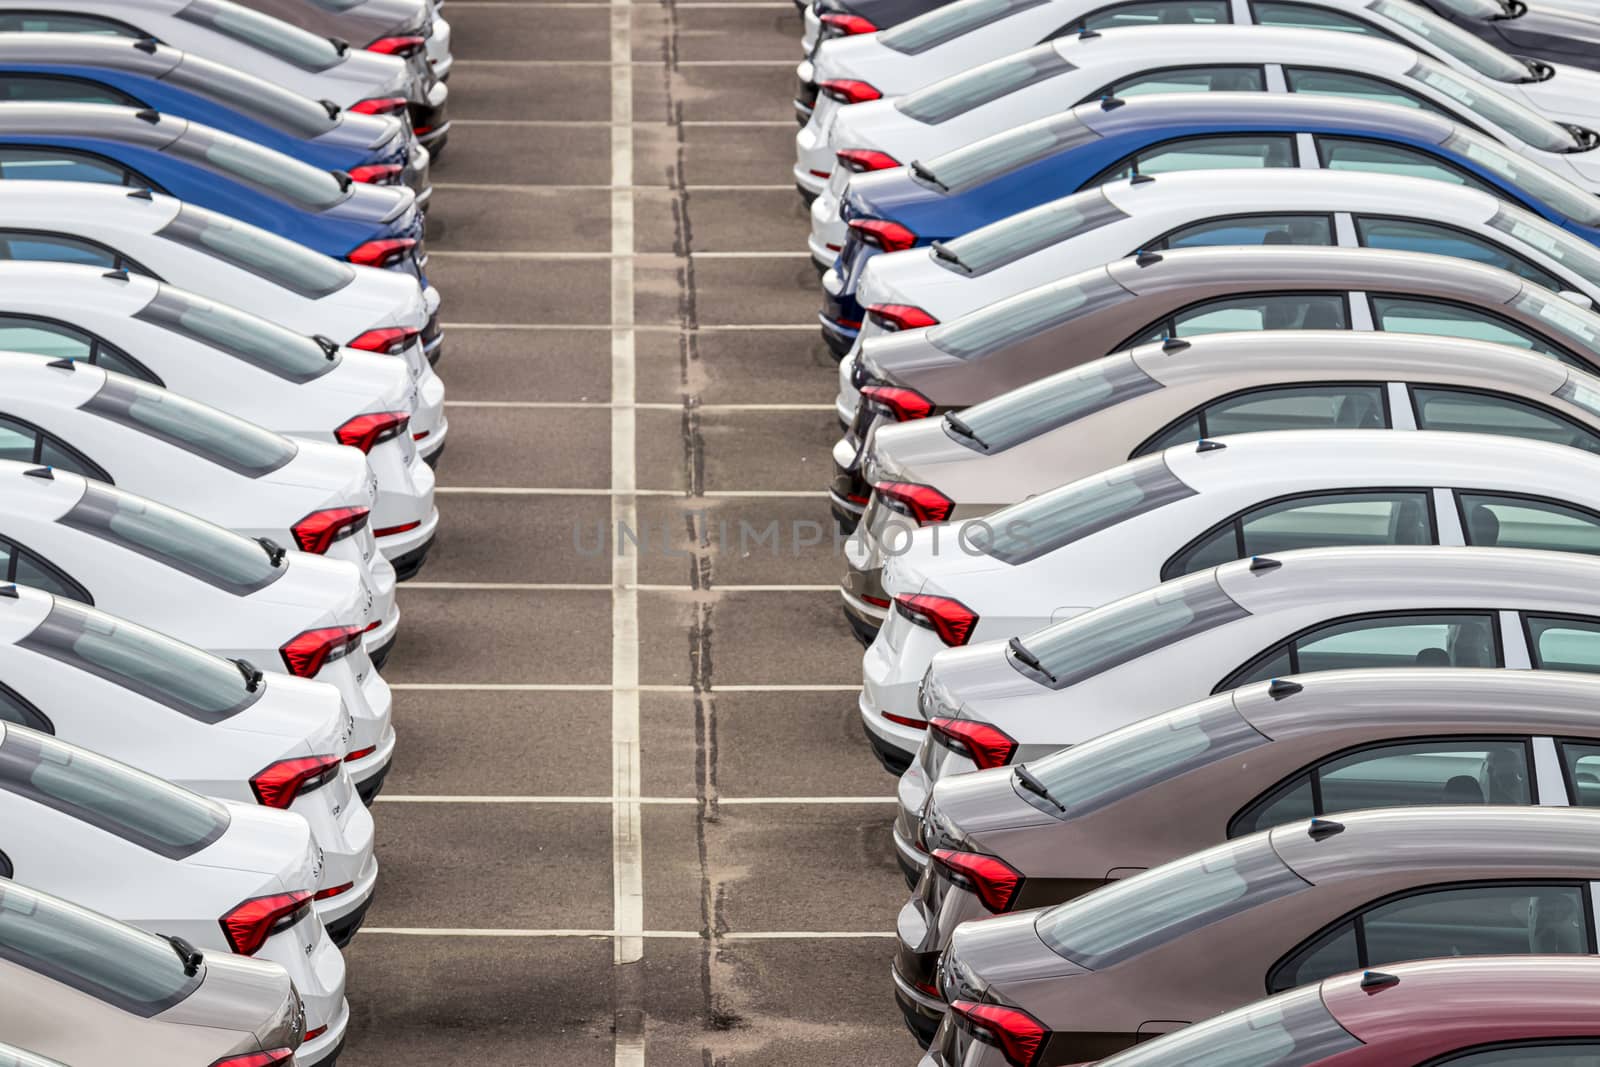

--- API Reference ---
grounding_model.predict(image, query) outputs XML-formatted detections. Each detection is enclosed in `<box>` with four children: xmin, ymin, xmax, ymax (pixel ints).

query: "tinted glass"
<box><xmin>158</xmin><ymin>205</ymin><xmax>354</xmax><ymax>299</ymax></box>
<box><xmin>0</xmin><ymin>727</ymin><xmax>228</xmax><ymax>859</ymax></box>
<box><xmin>1253</xmin><ymin>0</ymin><xmax>1397</xmax><ymax>34</ymax></box>
<box><xmin>1443</xmin><ymin>131</ymin><xmax>1600</xmax><ymax>226</ymax></box>
<box><xmin>1357</xmin><ymin>218</ymin><xmax>1563</xmax><ymax>290</ymax></box>
<box><xmin>1105</xmin><ymin>65</ymin><xmax>1264</xmax><ymax>98</ymax></box>
<box><xmin>1317</xmin><ymin>137</ymin><xmax>1492</xmax><ymax>193</ymax></box>
<box><xmin>1036</xmin><ymin>838</ymin><xmax>1307</xmax><ymax>968</ymax></box>
<box><xmin>1461</xmin><ymin>493</ymin><xmax>1600</xmax><ymax>553</ymax></box>
<box><xmin>1079</xmin><ymin>0</ymin><xmax>1229</xmax><ymax>30</ymax></box>
<box><xmin>1317</xmin><ymin>739</ymin><xmax>1529</xmax><ymax>810</ymax></box>
<box><xmin>981</xmin><ymin>455</ymin><xmax>1197</xmax><ymax>564</ymax></box>
<box><xmin>1512</xmin><ymin>289</ymin><xmax>1600</xmax><ymax>363</ymax></box>
<box><xmin>880</xmin><ymin>0</ymin><xmax>1050</xmax><ymax>53</ymax></box>
<box><xmin>1373</xmin><ymin>296</ymin><xmax>1577</xmax><ymax>363</ymax></box>
<box><xmin>1285</xmin><ymin>67</ymin><xmax>1435</xmax><ymax>111</ymax></box>
<box><xmin>168</xmin><ymin>126</ymin><xmax>348</xmax><ymax>211</ymax></box>
<box><xmin>1527</xmin><ymin>616</ymin><xmax>1600</xmax><ymax>673</ymax></box>
<box><xmin>1234</xmin><ymin>776</ymin><xmax>1316</xmax><ymax>837</ymax></box>
<box><xmin>897</xmin><ymin>45</ymin><xmax>1073</xmax><ymax>124</ymax></box>
<box><xmin>1169</xmin><ymin>492</ymin><xmax>1433</xmax><ymax>577</ymax></box>
<box><xmin>949</xmin><ymin>352</ymin><xmax>1160</xmax><ymax>454</ymax></box>
<box><xmin>18</xmin><ymin>599</ymin><xmax>261</xmax><ymax>723</ymax></box>
<box><xmin>926</xmin><ymin>270</ymin><xmax>1129</xmax><ymax>360</ymax></box>
<box><xmin>1270</xmin><ymin>922</ymin><xmax>1360</xmax><ymax>992</ymax></box>
<box><xmin>1158</xmin><ymin>215</ymin><xmax>1332</xmax><ymax>250</ymax></box>
<box><xmin>81</xmin><ymin>375</ymin><xmax>298</xmax><ymax>478</ymax></box>
<box><xmin>1116</xmin><ymin>135</ymin><xmax>1295</xmax><ymax>181</ymax></box>
<box><xmin>165</xmin><ymin>59</ymin><xmax>337</xmax><ymax>138</ymax></box>
<box><xmin>1407</xmin><ymin>60</ymin><xmax>1577</xmax><ymax>153</ymax></box>
<box><xmin>0</xmin><ymin>14</ymin><xmax>137</xmax><ymax>33</ymax></box>
<box><xmin>135</xmin><ymin>286</ymin><xmax>337</xmax><ymax>383</ymax></box>
<box><xmin>0</xmin><ymin>74</ymin><xmax>132</xmax><ymax>105</ymax></box>
<box><xmin>1137</xmin><ymin>385</ymin><xmax>1389</xmax><ymax>455</ymax></box>
<box><xmin>1094</xmin><ymin>986</ymin><xmax>1361</xmax><ymax>1067</ymax></box>
<box><xmin>920</xmin><ymin>111</ymin><xmax>1100</xmax><ymax>192</ymax></box>
<box><xmin>0</xmin><ymin>146</ymin><xmax>127</xmax><ymax>185</ymax></box>
<box><xmin>1438</xmin><ymin>1045</ymin><xmax>1600</xmax><ymax>1066</ymax></box>
<box><xmin>0</xmin><ymin>318</ymin><xmax>89</xmax><ymax>361</ymax></box>
<box><xmin>177</xmin><ymin>0</ymin><xmax>344</xmax><ymax>70</ymax></box>
<box><xmin>0</xmin><ymin>415</ymin><xmax>33</xmax><ymax>463</ymax></box>
<box><xmin>1145</xmin><ymin>294</ymin><xmax>1348</xmax><ymax>343</ymax></box>
<box><xmin>0</xmin><ymin>231</ymin><xmax>116</xmax><ymax>269</ymax></box>
<box><xmin>1560</xmin><ymin>742</ymin><xmax>1600</xmax><ymax>808</ymax></box>
<box><xmin>1488</xmin><ymin>206</ymin><xmax>1600</xmax><ymax>292</ymax></box>
<box><xmin>1414</xmin><ymin>388</ymin><xmax>1600</xmax><ymax>452</ymax></box>
<box><xmin>0</xmin><ymin>684</ymin><xmax>47</xmax><ymax>732</ymax></box>
<box><xmin>1230</xmin><ymin>612</ymin><xmax>1501</xmax><ymax>686</ymax></box>
<box><xmin>1368</xmin><ymin>0</ymin><xmax>1533</xmax><ymax>83</ymax></box>
<box><xmin>10</xmin><ymin>545</ymin><xmax>88</xmax><ymax>601</ymax></box>
<box><xmin>939</xmin><ymin>188</ymin><xmax>1129</xmax><ymax>277</ymax></box>
<box><xmin>1362</xmin><ymin>883</ymin><xmax>1589</xmax><ymax>962</ymax></box>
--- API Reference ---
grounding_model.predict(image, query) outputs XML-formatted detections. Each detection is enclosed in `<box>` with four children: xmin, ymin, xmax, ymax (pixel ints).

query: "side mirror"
<box><xmin>1559</xmin><ymin>290</ymin><xmax>1595</xmax><ymax>311</ymax></box>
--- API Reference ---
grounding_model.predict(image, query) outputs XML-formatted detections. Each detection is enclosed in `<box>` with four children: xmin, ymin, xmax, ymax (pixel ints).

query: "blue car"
<box><xmin>0</xmin><ymin>33</ymin><xmax>430</xmax><ymax>203</ymax></box>
<box><xmin>821</xmin><ymin>92</ymin><xmax>1600</xmax><ymax>356</ymax></box>
<box><xmin>0</xmin><ymin>101</ymin><xmax>427</xmax><ymax>281</ymax></box>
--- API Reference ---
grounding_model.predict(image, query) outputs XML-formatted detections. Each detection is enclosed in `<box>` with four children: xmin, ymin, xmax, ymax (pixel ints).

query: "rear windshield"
<box><xmin>165</xmin><ymin>56</ymin><xmax>339</xmax><ymax>138</ymax></box>
<box><xmin>1368</xmin><ymin>0</ymin><xmax>1530</xmax><ymax>83</ymax></box>
<box><xmin>168</xmin><ymin>125</ymin><xmax>349</xmax><ymax>212</ymax></box>
<box><xmin>18</xmin><ymin>599</ymin><xmax>262</xmax><ymax>723</ymax></box>
<box><xmin>0</xmin><ymin>726</ymin><xmax>229</xmax><ymax>859</ymax></box>
<box><xmin>926</xmin><ymin>268</ymin><xmax>1129</xmax><ymax>359</ymax></box>
<box><xmin>59</xmin><ymin>484</ymin><xmax>285</xmax><ymax>597</ymax></box>
<box><xmin>1095</xmin><ymin>985</ymin><xmax>1361</xmax><ymax>1067</ymax></box>
<box><xmin>176</xmin><ymin>0</ymin><xmax>344</xmax><ymax>71</ymax></box>
<box><xmin>1011</xmin><ymin>574</ymin><xmax>1250</xmax><ymax>690</ymax></box>
<box><xmin>946</xmin><ymin>352</ymin><xmax>1161</xmax><ymax>454</ymax></box>
<box><xmin>980</xmin><ymin>455</ymin><xmax>1196</xmax><ymax>564</ymax></box>
<box><xmin>1035</xmin><ymin>837</ymin><xmax>1307</xmax><ymax>968</ymax></box>
<box><xmin>938</xmin><ymin>187</ymin><xmax>1129</xmax><ymax>276</ymax></box>
<box><xmin>1023</xmin><ymin>698</ymin><xmax>1268</xmax><ymax>817</ymax></box>
<box><xmin>880</xmin><ymin>0</ymin><xmax>1050</xmax><ymax>54</ymax></box>
<box><xmin>0</xmin><ymin>1045</ymin><xmax>70</xmax><ymax>1067</ymax></box>
<box><xmin>81</xmin><ymin>374</ymin><xmax>299</xmax><ymax>479</ymax></box>
<box><xmin>1513</xmin><ymin>288</ymin><xmax>1600</xmax><ymax>358</ymax></box>
<box><xmin>1406</xmin><ymin>60</ymin><xmax>1575</xmax><ymax>154</ymax></box>
<box><xmin>0</xmin><ymin>880</ymin><xmax>203</xmax><ymax>1017</ymax></box>
<box><xmin>135</xmin><ymin>285</ymin><xmax>338</xmax><ymax>383</ymax></box>
<box><xmin>1443</xmin><ymin>129</ymin><xmax>1600</xmax><ymax>226</ymax></box>
<box><xmin>896</xmin><ymin>45</ymin><xmax>1074</xmax><ymax>125</ymax></box>
<box><xmin>1489</xmin><ymin>204</ymin><xmax>1600</xmax><ymax>291</ymax></box>
<box><xmin>156</xmin><ymin>203</ymin><xmax>354</xmax><ymax>299</ymax></box>
<box><xmin>918</xmin><ymin>110</ymin><xmax>1101</xmax><ymax>193</ymax></box>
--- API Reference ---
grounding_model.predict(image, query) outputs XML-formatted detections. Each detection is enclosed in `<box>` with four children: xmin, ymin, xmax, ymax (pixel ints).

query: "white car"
<box><xmin>0</xmin><ymin>261</ymin><xmax>442</xmax><ymax>574</ymax></box>
<box><xmin>0</xmin><ymin>584</ymin><xmax>376</xmax><ymax>945</ymax></box>
<box><xmin>862</xmin><ymin>430</ymin><xmax>1600</xmax><ymax>767</ymax></box>
<box><xmin>0</xmin><ymin>353</ymin><xmax>406</xmax><ymax>665</ymax></box>
<box><xmin>809</xmin><ymin>25</ymin><xmax>1600</xmax><ymax>260</ymax></box>
<box><xmin>836</xmin><ymin>168</ymin><xmax>1600</xmax><ymax>422</ymax></box>
<box><xmin>0</xmin><ymin>724</ymin><xmax>348</xmax><ymax>1064</ymax></box>
<box><xmin>794</xmin><ymin>0</ymin><xmax>1600</xmax><ymax>196</ymax></box>
<box><xmin>0</xmin><ymin>462</ymin><xmax>395</xmax><ymax>803</ymax></box>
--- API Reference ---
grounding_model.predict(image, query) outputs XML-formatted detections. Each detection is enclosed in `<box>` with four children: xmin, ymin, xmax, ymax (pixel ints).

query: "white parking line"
<box><xmin>376</xmin><ymin>795</ymin><xmax>895</xmax><ymax>804</ymax></box>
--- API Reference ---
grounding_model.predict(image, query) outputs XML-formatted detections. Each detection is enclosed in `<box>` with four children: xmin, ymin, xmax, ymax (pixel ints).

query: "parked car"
<box><xmin>1417</xmin><ymin>0</ymin><xmax>1600</xmax><ymax>72</ymax></box>
<box><xmin>798</xmin><ymin>0</ymin><xmax>957</xmax><ymax>60</ymax></box>
<box><xmin>843</xmin><ymin>332</ymin><xmax>1600</xmax><ymax>640</ymax></box>
<box><xmin>822</xmin><ymin>93</ymin><xmax>1600</xmax><ymax>358</ymax></box>
<box><xmin>809</xmin><ymin>25</ymin><xmax>1600</xmax><ymax>263</ymax></box>
<box><xmin>894</xmin><ymin>667</ymin><xmax>1600</xmax><ymax>1037</ymax></box>
<box><xmin>922</xmin><ymin>806</ymin><xmax>1600</xmax><ymax>1064</ymax></box>
<box><xmin>0</xmin><ymin>878</ymin><xmax>305</xmax><ymax>1066</ymax></box>
<box><xmin>0</xmin><ymin>462</ymin><xmax>395</xmax><ymax>802</ymax></box>
<box><xmin>0</xmin><ymin>103</ymin><xmax>430</xmax><ymax>283</ymax></box>
<box><xmin>0</xmin><ymin>583</ymin><xmax>376</xmax><ymax>945</ymax></box>
<box><xmin>0</xmin><ymin>723</ymin><xmax>347</xmax><ymax>1063</ymax></box>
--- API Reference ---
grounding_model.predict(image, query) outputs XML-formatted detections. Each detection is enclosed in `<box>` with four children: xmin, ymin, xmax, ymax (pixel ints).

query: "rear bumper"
<box><xmin>422</xmin><ymin>440</ymin><xmax>446</xmax><ymax>469</ymax></box>
<box><xmin>368</xmin><ymin>630</ymin><xmax>397</xmax><ymax>671</ymax></box>
<box><xmin>324</xmin><ymin>885</ymin><xmax>375</xmax><ymax>948</ymax></box>
<box><xmin>348</xmin><ymin>725</ymin><xmax>397</xmax><ymax>801</ymax></box>
<box><xmin>391</xmin><ymin>531</ymin><xmax>438</xmax><ymax>582</ymax></box>
<box><xmin>820</xmin><ymin>315</ymin><xmax>857</xmax><ymax>359</ymax></box>
<box><xmin>892</xmin><ymin>962</ymin><xmax>947</xmax><ymax>1049</ymax></box>
<box><xmin>842</xmin><ymin>595</ymin><xmax>882</xmax><ymax>647</ymax></box>
<box><xmin>376</xmin><ymin>505</ymin><xmax>440</xmax><ymax>571</ymax></box>
<box><xmin>318</xmin><ymin>851</ymin><xmax>379</xmax><ymax>945</ymax></box>
<box><xmin>354</xmin><ymin>750</ymin><xmax>394</xmax><ymax>806</ymax></box>
<box><xmin>862</xmin><ymin>709</ymin><xmax>916</xmax><ymax>775</ymax></box>
<box><xmin>302</xmin><ymin>1026</ymin><xmax>348</xmax><ymax>1067</ymax></box>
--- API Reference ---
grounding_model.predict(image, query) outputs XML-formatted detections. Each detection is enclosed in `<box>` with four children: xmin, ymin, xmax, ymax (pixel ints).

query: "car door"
<box><xmin>1135</xmin><ymin>383</ymin><xmax>1393</xmax><ymax>456</ymax></box>
<box><xmin>1220</xmin><ymin>609</ymin><xmax>1506</xmax><ymax>690</ymax></box>
<box><xmin>1087</xmin><ymin>132</ymin><xmax>1300</xmax><ymax>186</ymax></box>
<box><xmin>1122</xmin><ymin>291</ymin><xmax>1351</xmax><ymax>348</ymax></box>
<box><xmin>1409</xmin><ymin>386</ymin><xmax>1600</xmax><ymax>454</ymax></box>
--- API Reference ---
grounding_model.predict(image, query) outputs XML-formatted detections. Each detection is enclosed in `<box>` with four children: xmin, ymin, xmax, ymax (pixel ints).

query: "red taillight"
<box><xmin>863</xmin><ymin>594</ymin><xmax>891</xmax><ymax>608</ymax></box>
<box><xmin>366</xmin><ymin>34</ymin><xmax>426</xmax><ymax>56</ymax></box>
<box><xmin>279</xmin><ymin>626</ymin><xmax>365</xmax><ymax>678</ymax></box>
<box><xmin>347</xmin><ymin>162</ymin><xmax>404</xmax><ymax>185</ymax></box>
<box><xmin>220</xmin><ymin>890</ymin><xmax>313</xmax><ymax>955</ymax></box>
<box><xmin>820</xmin><ymin>12</ymin><xmax>878</xmax><ymax>34</ymax></box>
<box><xmin>930</xmin><ymin>717</ymin><xmax>1016</xmax><ymax>769</ymax></box>
<box><xmin>866</xmin><ymin>303</ymin><xmax>938</xmax><ymax>331</ymax></box>
<box><xmin>820</xmin><ymin>78</ymin><xmax>881</xmax><ymax>104</ymax></box>
<box><xmin>303</xmin><ymin>1025</ymin><xmax>329</xmax><ymax>1042</ymax></box>
<box><xmin>250</xmin><ymin>754</ymin><xmax>342</xmax><ymax>809</ymax></box>
<box><xmin>347</xmin><ymin>236</ymin><xmax>417</xmax><ymax>268</ymax></box>
<box><xmin>932</xmin><ymin>849</ymin><xmax>1024</xmax><ymax>913</ymax></box>
<box><xmin>210</xmin><ymin>1051</ymin><xmax>295</xmax><ymax>1067</ymax></box>
<box><xmin>837</xmin><ymin>147</ymin><xmax>899</xmax><ymax>173</ymax></box>
<box><xmin>315</xmin><ymin>882</ymin><xmax>355</xmax><ymax>901</ymax></box>
<box><xmin>860</xmin><ymin>384</ymin><xmax>934</xmax><ymax>422</ymax></box>
<box><xmin>350</xmin><ymin>96</ymin><xmax>409</xmax><ymax>117</ymax></box>
<box><xmin>348</xmin><ymin>326</ymin><xmax>420</xmax><ymax>355</ymax></box>
<box><xmin>949</xmin><ymin>1000</ymin><xmax>1049</xmax><ymax>1067</ymax></box>
<box><xmin>882</xmin><ymin>711</ymin><xmax>929</xmax><ymax>729</ymax></box>
<box><xmin>849</xmin><ymin>217</ymin><xmax>917</xmax><ymax>253</ymax></box>
<box><xmin>291</xmin><ymin>506</ymin><xmax>371</xmax><ymax>554</ymax></box>
<box><xmin>874</xmin><ymin>481</ymin><xmax>954</xmax><ymax>525</ymax></box>
<box><xmin>335</xmin><ymin>411</ymin><xmax>411</xmax><ymax>454</ymax></box>
<box><xmin>345</xmin><ymin>745</ymin><xmax>377</xmax><ymax>763</ymax></box>
<box><xmin>895</xmin><ymin>594</ymin><xmax>978</xmax><ymax>647</ymax></box>
<box><xmin>375</xmin><ymin>520</ymin><xmax>422</xmax><ymax>538</ymax></box>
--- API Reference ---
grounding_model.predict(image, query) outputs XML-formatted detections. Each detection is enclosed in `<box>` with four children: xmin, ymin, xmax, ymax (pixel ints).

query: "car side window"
<box><xmin>1044</xmin><ymin>0</ymin><xmax>1230</xmax><ymax>38</ymax></box>
<box><xmin>1356</xmin><ymin>217</ymin><xmax>1566</xmax><ymax>292</ymax></box>
<box><xmin>1135</xmin><ymin>384</ymin><xmax>1390</xmax><ymax>456</ymax></box>
<box><xmin>0</xmin><ymin>13</ymin><xmax>142</xmax><ymax>34</ymax></box>
<box><xmin>1164</xmin><ymin>491</ymin><xmax>1434</xmax><ymax>579</ymax></box>
<box><xmin>1284</xmin><ymin>67</ymin><xmax>1443</xmax><ymax>115</ymax></box>
<box><xmin>1559</xmin><ymin>742</ymin><xmax>1600</xmax><ymax>809</ymax></box>
<box><xmin>1434</xmin><ymin>1043</ymin><xmax>1600</xmax><ymax>1066</ymax></box>
<box><xmin>1460</xmin><ymin>493</ymin><xmax>1600</xmax><ymax>555</ymax></box>
<box><xmin>0</xmin><ymin>146</ymin><xmax>139</xmax><ymax>187</ymax></box>
<box><xmin>1223</xmin><ymin>612</ymin><xmax>1502</xmax><ymax>689</ymax></box>
<box><xmin>0</xmin><ymin>231</ymin><xmax>118</xmax><ymax>270</ymax></box>
<box><xmin>1270</xmin><ymin>883</ymin><xmax>1590</xmax><ymax>993</ymax></box>
<box><xmin>0</xmin><ymin>316</ymin><xmax>158</xmax><ymax>386</ymax></box>
<box><xmin>0</xmin><ymin>534</ymin><xmax>91</xmax><ymax>603</ymax></box>
<box><xmin>1373</xmin><ymin>297</ymin><xmax>1586</xmax><ymax>369</ymax></box>
<box><xmin>0</xmin><ymin>74</ymin><xmax>137</xmax><ymax>106</ymax></box>
<box><xmin>1093</xmin><ymin>135</ymin><xmax>1297</xmax><ymax>184</ymax></box>
<box><xmin>0</xmin><ymin>414</ymin><xmax>107</xmax><ymax>482</ymax></box>
<box><xmin>1525</xmin><ymin>615</ymin><xmax>1600</xmax><ymax>674</ymax></box>
<box><xmin>1097</xmin><ymin>65</ymin><xmax>1265</xmax><ymax>101</ymax></box>
<box><xmin>0</xmin><ymin>681</ymin><xmax>50</xmax><ymax>733</ymax></box>
<box><xmin>1149</xmin><ymin>214</ymin><xmax>1334</xmax><ymax>251</ymax></box>
<box><xmin>1128</xmin><ymin>293</ymin><xmax>1349</xmax><ymax>346</ymax></box>
<box><xmin>1412</xmin><ymin>387</ymin><xmax>1600</xmax><ymax>454</ymax></box>
<box><xmin>1315</xmin><ymin>137</ymin><xmax>1498</xmax><ymax>197</ymax></box>
<box><xmin>1251</xmin><ymin>0</ymin><xmax>1400</xmax><ymax>38</ymax></box>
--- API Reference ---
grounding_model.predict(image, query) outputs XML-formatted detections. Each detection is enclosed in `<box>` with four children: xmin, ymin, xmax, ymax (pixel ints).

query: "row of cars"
<box><xmin>0</xmin><ymin>1</ymin><xmax>459</xmax><ymax>1065</ymax></box>
<box><xmin>790</xmin><ymin>0</ymin><xmax>1600</xmax><ymax>1063</ymax></box>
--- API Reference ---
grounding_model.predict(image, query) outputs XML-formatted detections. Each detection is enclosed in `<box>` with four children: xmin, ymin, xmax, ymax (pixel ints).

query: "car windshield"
<box><xmin>166</xmin><ymin>55</ymin><xmax>339</xmax><ymax>138</ymax></box>
<box><xmin>1406</xmin><ymin>60</ymin><xmax>1576</xmax><ymax>153</ymax></box>
<box><xmin>157</xmin><ymin>203</ymin><xmax>355</xmax><ymax>299</ymax></box>
<box><xmin>980</xmin><ymin>455</ymin><xmax>1197</xmax><ymax>564</ymax></box>
<box><xmin>0</xmin><ymin>880</ymin><xmax>204</xmax><ymax>1017</ymax></box>
<box><xmin>0</xmin><ymin>726</ymin><xmax>229</xmax><ymax>859</ymax></box>
<box><xmin>1035</xmin><ymin>837</ymin><xmax>1307</xmax><ymax>968</ymax></box>
<box><xmin>1513</xmin><ymin>287</ymin><xmax>1600</xmax><ymax>357</ymax></box>
<box><xmin>59</xmin><ymin>484</ymin><xmax>285</xmax><ymax>597</ymax></box>
<box><xmin>918</xmin><ymin>110</ymin><xmax>1102</xmax><ymax>193</ymax></box>
<box><xmin>1012</xmin><ymin>574</ymin><xmax>1251</xmax><ymax>689</ymax></box>
<box><xmin>134</xmin><ymin>285</ymin><xmax>338</xmax><ymax>383</ymax></box>
<box><xmin>1023</xmin><ymin>697</ymin><xmax>1268</xmax><ymax>817</ymax></box>
<box><xmin>879</xmin><ymin>0</ymin><xmax>1050</xmax><ymax>54</ymax></box>
<box><xmin>1095</xmin><ymin>985</ymin><xmax>1361</xmax><ymax>1067</ymax></box>
<box><xmin>926</xmin><ymin>269</ymin><xmax>1129</xmax><ymax>359</ymax></box>
<box><xmin>168</xmin><ymin>124</ymin><xmax>349</xmax><ymax>212</ymax></box>
<box><xmin>1442</xmin><ymin>129</ymin><xmax>1600</xmax><ymax>225</ymax></box>
<box><xmin>81</xmin><ymin>374</ymin><xmax>299</xmax><ymax>479</ymax></box>
<box><xmin>938</xmin><ymin>187</ymin><xmax>1129</xmax><ymax>276</ymax></box>
<box><xmin>1489</xmin><ymin>204</ymin><xmax>1600</xmax><ymax>291</ymax></box>
<box><xmin>1368</xmin><ymin>0</ymin><xmax>1532</xmax><ymax>83</ymax></box>
<box><xmin>946</xmin><ymin>352</ymin><xmax>1161</xmax><ymax>454</ymax></box>
<box><xmin>177</xmin><ymin>0</ymin><xmax>345</xmax><ymax>71</ymax></box>
<box><xmin>896</xmin><ymin>45</ymin><xmax>1074</xmax><ymax>125</ymax></box>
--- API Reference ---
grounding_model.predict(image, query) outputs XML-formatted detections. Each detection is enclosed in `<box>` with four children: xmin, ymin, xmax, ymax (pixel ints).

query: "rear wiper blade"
<box><xmin>910</xmin><ymin>159</ymin><xmax>947</xmax><ymax>191</ymax></box>
<box><xmin>232</xmin><ymin>658</ymin><xmax>265</xmax><ymax>693</ymax></box>
<box><xmin>1015</xmin><ymin>763</ymin><xmax>1065</xmax><ymax>812</ymax></box>
<box><xmin>319</xmin><ymin>98</ymin><xmax>342</xmax><ymax>120</ymax></box>
<box><xmin>1008</xmin><ymin>636</ymin><xmax>1056</xmax><ymax>684</ymax></box>
<box><xmin>167</xmin><ymin>935</ymin><xmax>203</xmax><ymax>977</ymax></box>
<box><xmin>930</xmin><ymin>240</ymin><xmax>969</xmax><ymax>272</ymax></box>
<box><xmin>328</xmin><ymin>35</ymin><xmax>351</xmax><ymax>55</ymax></box>
<box><xmin>330</xmin><ymin>169</ymin><xmax>353</xmax><ymax>192</ymax></box>
<box><xmin>311</xmin><ymin>334</ymin><xmax>341</xmax><ymax>360</ymax></box>
<box><xmin>255</xmin><ymin>536</ymin><xmax>286</xmax><ymax>567</ymax></box>
<box><xmin>944</xmin><ymin>411</ymin><xmax>987</xmax><ymax>449</ymax></box>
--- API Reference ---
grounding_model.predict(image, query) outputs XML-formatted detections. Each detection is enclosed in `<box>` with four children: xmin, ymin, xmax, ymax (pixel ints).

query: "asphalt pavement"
<box><xmin>339</xmin><ymin>2</ymin><xmax>921</xmax><ymax>1063</ymax></box>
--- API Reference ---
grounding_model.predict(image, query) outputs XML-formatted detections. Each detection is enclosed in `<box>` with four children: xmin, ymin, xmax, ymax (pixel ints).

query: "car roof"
<box><xmin>0</xmin><ymin>259</ymin><xmax>162</xmax><ymax>312</ymax></box>
<box><xmin>1268</xmin><ymin>806</ymin><xmax>1600</xmax><ymax>884</ymax></box>
<box><xmin>1233</xmin><ymin>667</ymin><xmax>1600</xmax><ymax>741</ymax></box>
<box><xmin>0</xmin><ymin>101</ymin><xmax>186</xmax><ymax>147</ymax></box>
<box><xmin>0</xmin><ymin>581</ymin><xmax>58</xmax><ymax>648</ymax></box>
<box><xmin>1078</xmin><ymin>90</ymin><xmax>1456</xmax><ymax>144</ymax></box>
<box><xmin>0</xmin><ymin>31</ymin><xmax>181</xmax><ymax>75</ymax></box>
<box><xmin>0</xmin><ymin>178</ymin><xmax>181</xmax><ymax>230</ymax></box>
<box><xmin>1053</xmin><ymin>23</ymin><xmax>1420</xmax><ymax>76</ymax></box>
<box><xmin>1099</xmin><ymin>168</ymin><xmax>1501</xmax><ymax>223</ymax></box>
<box><xmin>0</xmin><ymin>460</ymin><xmax>90</xmax><ymax>524</ymax></box>
<box><xmin>0</xmin><ymin>351</ymin><xmax>108</xmax><ymax>410</ymax></box>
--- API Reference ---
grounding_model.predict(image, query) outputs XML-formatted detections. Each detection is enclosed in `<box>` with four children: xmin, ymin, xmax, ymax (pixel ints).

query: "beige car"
<box><xmin>0</xmin><ymin>880</ymin><xmax>304</xmax><ymax>1066</ymax></box>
